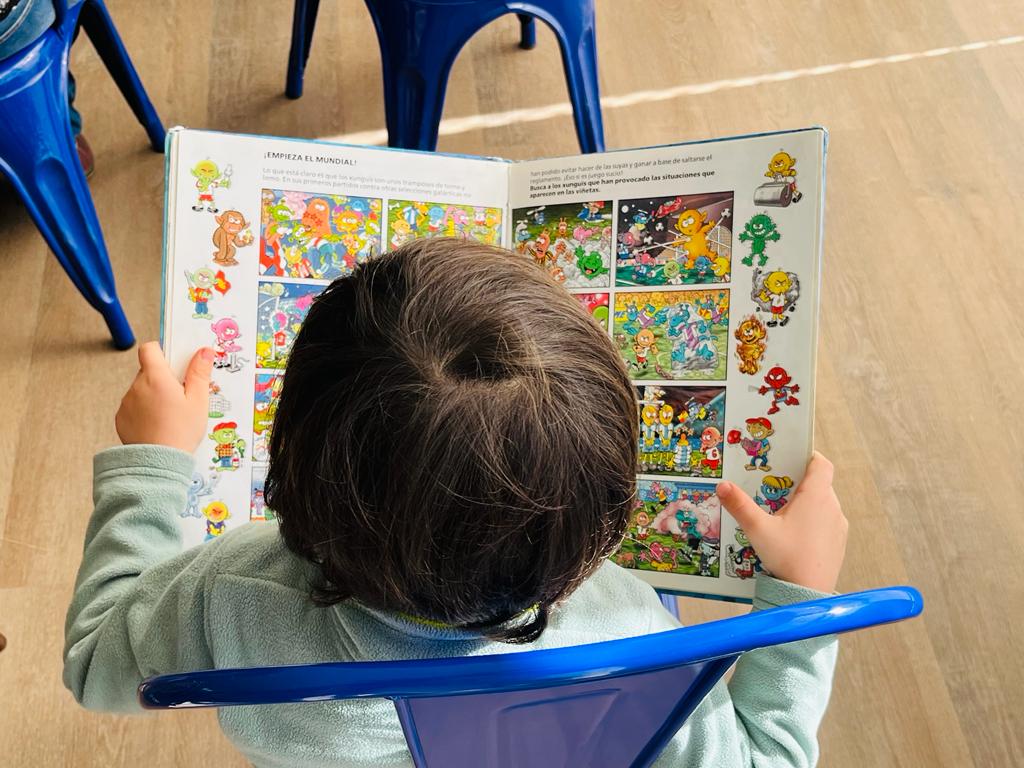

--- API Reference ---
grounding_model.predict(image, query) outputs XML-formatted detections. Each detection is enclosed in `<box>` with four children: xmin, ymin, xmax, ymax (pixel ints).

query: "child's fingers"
<box><xmin>717</xmin><ymin>481</ymin><xmax>771</xmax><ymax>534</ymax></box>
<box><xmin>184</xmin><ymin>348</ymin><xmax>215</xmax><ymax>403</ymax></box>
<box><xmin>794</xmin><ymin>452</ymin><xmax>834</xmax><ymax>496</ymax></box>
<box><xmin>137</xmin><ymin>341</ymin><xmax>170</xmax><ymax>375</ymax></box>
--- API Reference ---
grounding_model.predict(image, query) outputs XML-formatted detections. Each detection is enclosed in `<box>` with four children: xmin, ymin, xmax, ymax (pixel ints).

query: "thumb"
<box><xmin>717</xmin><ymin>481</ymin><xmax>771</xmax><ymax>535</ymax></box>
<box><xmin>184</xmin><ymin>347</ymin><xmax>215</xmax><ymax>403</ymax></box>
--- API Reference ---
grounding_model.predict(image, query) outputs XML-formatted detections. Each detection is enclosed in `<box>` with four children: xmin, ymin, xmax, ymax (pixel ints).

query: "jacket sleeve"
<box><xmin>652</xmin><ymin>575</ymin><xmax>839</xmax><ymax>767</ymax></box>
<box><xmin>63</xmin><ymin>446</ymin><xmax>219</xmax><ymax>713</ymax></box>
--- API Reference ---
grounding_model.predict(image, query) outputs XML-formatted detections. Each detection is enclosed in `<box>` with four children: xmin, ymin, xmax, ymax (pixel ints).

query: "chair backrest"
<box><xmin>139</xmin><ymin>586</ymin><xmax>922</xmax><ymax>768</ymax></box>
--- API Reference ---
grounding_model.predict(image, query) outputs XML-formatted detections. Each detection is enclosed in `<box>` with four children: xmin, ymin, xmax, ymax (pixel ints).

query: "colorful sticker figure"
<box><xmin>260</xmin><ymin>190</ymin><xmax>382</xmax><ymax>280</ymax></box>
<box><xmin>613</xmin><ymin>290</ymin><xmax>730</xmax><ymax>380</ymax></box>
<box><xmin>733</xmin><ymin>315</ymin><xmax>768</xmax><ymax>375</ymax></box>
<box><xmin>191</xmin><ymin>160</ymin><xmax>231</xmax><ymax>213</ymax></box>
<box><xmin>511</xmin><ymin>201</ymin><xmax>612</xmax><ymax>288</ymax></box>
<box><xmin>751</xmin><ymin>267</ymin><xmax>800</xmax><ymax>327</ymax></box>
<box><xmin>612</xmin><ymin>479</ymin><xmax>721</xmax><ymax>578</ymax></box>
<box><xmin>209</xmin><ymin>420</ymin><xmax>246</xmax><ymax>471</ymax></box>
<box><xmin>184</xmin><ymin>267</ymin><xmax>230</xmax><ymax>319</ymax></box>
<box><xmin>250</xmin><ymin>474</ymin><xmax>276</xmax><ymax>522</ymax></box>
<box><xmin>635</xmin><ymin>385</ymin><xmax>726</xmax><ymax>478</ymax></box>
<box><xmin>208</xmin><ymin>381</ymin><xmax>230</xmax><ymax>419</ymax></box>
<box><xmin>575</xmin><ymin>293</ymin><xmax>610</xmax><ymax>330</ymax></box>
<box><xmin>755</xmin><ymin>475</ymin><xmax>793</xmax><ymax>514</ymax></box>
<box><xmin>726</xmin><ymin>417</ymin><xmax>774</xmax><ymax>471</ymax></box>
<box><xmin>387</xmin><ymin>200</ymin><xmax>502</xmax><ymax>247</ymax></box>
<box><xmin>726</xmin><ymin>527</ymin><xmax>759</xmax><ymax>579</ymax></box>
<box><xmin>256</xmin><ymin>281</ymin><xmax>323</xmax><ymax>369</ymax></box>
<box><xmin>202</xmin><ymin>501</ymin><xmax>231</xmax><ymax>541</ymax></box>
<box><xmin>211</xmin><ymin>317</ymin><xmax>247</xmax><ymax>372</ymax></box>
<box><xmin>759</xmin><ymin>366</ymin><xmax>800</xmax><ymax>414</ymax></box>
<box><xmin>212</xmin><ymin>210</ymin><xmax>254</xmax><ymax>267</ymax></box>
<box><xmin>753</xmin><ymin>151</ymin><xmax>802</xmax><ymax>207</ymax></box>
<box><xmin>252</xmin><ymin>372</ymin><xmax>284</xmax><ymax>462</ymax></box>
<box><xmin>182</xmin><ymin>472</ymin><xmax>220</xmax><ymax>518</ymax></box>
<box><xmin>738</xmin><ymin>214</ymin><xmax>780</xmax><ymax>267</ymax></box>
<box><xmin>616</xmin><ymin>193</ymin><xmax>733</xmax><ymax>286</ymax></box>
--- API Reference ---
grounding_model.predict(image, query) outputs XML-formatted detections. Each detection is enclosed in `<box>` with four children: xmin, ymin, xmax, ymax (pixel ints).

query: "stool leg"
<box><xmin>545</xmin><ymin>5</ymin><xmax>605</xmax><ymax>153</ymax></box>
<box><xmin>286</xmin><ymin>0</ymin><xmax>321</xmax><ymax>99</ymax></box>
<box><xmin>0</xmin><ymin>51</ymin><xmax>134</xmax><ymax>349</ymax></box>
<box><xmin>365</xmin><ymin>0</ymin><xmax>482</xmax><ymax>151</ymax></box>
<box><xmin>517</xmin><ymin>13</ymin><xmax>536</xmax><ymax>49</ymax></box>
<box><xmin>658</xmin><ymin>592</ymin><xmax>681</xmax><ymax>620</ymax></box>
<box><xmin>78</xmin><ymin>0</ymin><xmax>165</xmax><ymax>152</ymax></box>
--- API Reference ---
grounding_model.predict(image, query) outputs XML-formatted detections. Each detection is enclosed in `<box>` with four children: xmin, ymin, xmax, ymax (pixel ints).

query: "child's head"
<box><xmin>266</xmin><ymin>238</ymin><xmax>638</xmax><ymax>642</ymax></box>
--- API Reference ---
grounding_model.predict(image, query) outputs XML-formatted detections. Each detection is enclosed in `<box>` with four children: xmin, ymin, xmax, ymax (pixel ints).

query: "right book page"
<box><xmin>509</xmin><ymin>127</ymin><xmax>827</xmax><ymax>600</ymax></box>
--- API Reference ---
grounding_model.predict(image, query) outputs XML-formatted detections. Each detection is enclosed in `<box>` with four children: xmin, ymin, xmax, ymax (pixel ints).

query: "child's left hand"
<box><xmin>115</xmin><ymin>342</ymin><xmax>214</xmax><ymax>453</ymax></box>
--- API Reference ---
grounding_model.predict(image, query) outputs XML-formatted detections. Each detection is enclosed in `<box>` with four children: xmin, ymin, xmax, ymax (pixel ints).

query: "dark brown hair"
<box><xmin>266</xmin><ymin>238</ymin><xmax>638</xmax><ymax>643</ymax></box>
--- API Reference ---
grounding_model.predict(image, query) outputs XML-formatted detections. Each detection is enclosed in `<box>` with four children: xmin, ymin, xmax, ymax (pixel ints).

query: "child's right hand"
<box><xmin>717</xmin><ymin>452</ymin><xmax>848</xmax><ymax>593</ymax></box>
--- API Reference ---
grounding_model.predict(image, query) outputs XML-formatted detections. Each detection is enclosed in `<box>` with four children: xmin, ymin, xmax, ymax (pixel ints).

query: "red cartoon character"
<box><xmin>758</xmin><ymin>366</ymin><xmax>800</xmax><ymax>415</ymax></box>
<box><xmin>699</xmin><ymin>426</ymin><xmax>723</xmax><ymax>473</ymax></box>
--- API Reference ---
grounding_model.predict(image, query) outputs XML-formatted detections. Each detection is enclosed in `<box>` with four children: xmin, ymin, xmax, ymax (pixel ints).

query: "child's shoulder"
<box><xmin>201</xmin><ymin>522</ymin><xmax>318</xmax><ymax>591</ymax></box>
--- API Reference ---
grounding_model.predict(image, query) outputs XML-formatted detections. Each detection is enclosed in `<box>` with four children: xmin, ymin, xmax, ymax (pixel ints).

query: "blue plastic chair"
<box><xmin>286</xmin><ymin>0</ymin><xmax>605</xmax><ymax>153</ymax></box>
<box><xmin>0</xmin><ymin>0</ymin><xmax>165</xmax><ymax>350</ymax></box>
<box><xmin>139</xmin><ymin>586</ymin><xmax>922</xmax><ymax>767</ymax></box>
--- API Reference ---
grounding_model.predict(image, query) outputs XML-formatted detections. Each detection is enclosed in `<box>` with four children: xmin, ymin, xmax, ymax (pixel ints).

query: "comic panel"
<box><xmin>259</xmin><ymin>189</ymin><xmax>382</xmax><ymax>280</ymax></box>
<box><xmin>613</xmin><ymin>289</ymin><xmax>729</xmax><ymax>381</ymax></box>
<box><xmin>612</xmin><ymin>479</ymin><xmax>721</xmax><ymax>578</ymax></box>
<box><xmin>616</xmin><ymin>192</ymin><xmax>733</xmax><ymax>287</ymax></box>
<box><xmin>253</xmin><ymin>372</ymin><xmax>283</xmax><ymax>463</ymax></box>
<box><xmin>511</xmin><ymin>200</ymin><xmax>613</xmax><ymax>288</ymax></box>
<box><xmin>256</xmin><ymin>281</ymin><xmax>325</xmax><ymax>370</ymax></box>
<box><xmin>249</xmin><ymin>471</ymin><xmax>276</xmax><ymax>522</ymax></box>
<box><xmin>387</xmin><ymin>200</ymin><xmax>502</xmax><ymax>247</ymax></box>
<box><xmin>574</xmin><ymin>292</ymin><xmax>610</xmax><ymax>331</ymax></box>
<box><xmin>636</xmin><ymin>385</ymin><xmax>726</xmax><ymax>478</ymax></box>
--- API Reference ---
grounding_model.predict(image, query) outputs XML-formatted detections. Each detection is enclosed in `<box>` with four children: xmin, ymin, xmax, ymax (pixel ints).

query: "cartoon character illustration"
<box><xmin>183</xmin><ymin>473</ymin><xmax>220</xmax><ymax>518</ymax></box>
<box><xmin>575</xmin><ymin>246</ymin><xmax>609</xmax><ymax>280</ymax></box>
<box><xmin>726</xmin><ymin>528</ymin><xmax>759</xmax><ymax>579</ymax></box>
<box><xmin>202</xmin><ymin>501</ymin><xmax>231</xmax><ymax>541</ymax></box>
<box><xmin>755</xmin><ymin>475</ymin><xmax>794</xmax><ymax>514</ymax></box>
<box><xmin>759</xmin><ymin>366</ymin><xmax>800</xmax><ymax>414</ymax></box>
<box><xmin>699</xmin><ymin>427</ymin><xmax>723</xmax><ymax>473</ymax></box>
<box><xmin>390</xmin><ymin>199</ymin><xmax>501</xmax><ymax>245</ymax></box>
<box><xmin>209</xmin><ymin>421</ymin><xmax>245</xmax><ymax>471</ymax></box>
<box><xmin>640</xmin><ymin>403</ymin><xmax>659</xmax><ymax>446</ymax></box>
<box><xmin>727</xmin><ymin>417</ymin><xmax>774</xmax><ymax>471</ymax></box>
<box><xmin>766</xmin><ymin>151</ymin><xmax>801</xmax><ymax>201</ymax></box>
<box><xmin>208</xmin><ymin>381</ymin><xmax>230</xmax><ymax>418</ymax></box>
<box><xmin>577</xmin><ymin>200</ymin><xmax>604</xmax><ymax>221</ymax></box>
<box><xmin>256</xmin><ymin>281</ymin><xmax>322</xmax><ymax>369</ymax></box>
<box><xmin>211</xmin><ymin>317</ymin><xmax>245</xmax><ymax>372</ymax></box>
<box><xmin>635</xmin><ymin>510</ymin><xmax>651</xmax><ymax>540</ymax></box>
<box><xmin>212</xmin><ymin>210</ymin><xmax>253</xmax><ymax>266</ymax></box>
<box><xmin>631</xmin><ymin>328</ymin><xmax>659</xmax><ymax>372</ymax></box>
<box><xmin>738</xmin><ymin>214</ymin><xmax>780</xmax><ymax>267</ymax></box>
<box><xmin>698</xmin><ymin>537</ymin><xmax>720</xmax><ymax>577</ymax></box>
<box><xmin>734</xmin><ymin>315</ymin><xmax>768</xmax><ymax>375</ymax></box>
<box><xmin>670</xmin><ymin>209</ymin><xmax>721</xmax><ymax>269</ymax></box>
<box><xmin>191</xmin><ymin>160</ymin><xmax>231</xmax><ymax>212</ymax></box>
<box><xmin>615</xmin><ymin>290</ymin><xmax>730</xmax><ymax>381</ymax></box>
<box><xmin>184</xmin><ymin>267</ymin><xmax>229</xmax><ymax>319</ymax></box>
<box><xmin>513</xmin><ymin>201</ymin><xmax>611</xmax><ymax>288</ymax></box>
<box><xmin>657</xmin><ymin>404</ymin><xmax>675</xmax><ymax>447</ymax></box>
<box><xmin>751</xmin><ymin>268</ymin><xmax>800</xmax><ymax>327</ymax></box>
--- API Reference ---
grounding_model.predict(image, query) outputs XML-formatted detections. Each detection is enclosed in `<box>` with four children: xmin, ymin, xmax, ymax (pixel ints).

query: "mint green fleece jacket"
<box><xmin>64</xmin><ymin>446</ymin><xmax>838</xmax><ymax>767</ymax></box>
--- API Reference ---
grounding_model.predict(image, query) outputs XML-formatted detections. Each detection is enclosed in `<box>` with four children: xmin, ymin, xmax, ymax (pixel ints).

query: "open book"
<box><xmin>162</xmin><ymin>126</ymin><xmax>826</xmax><ymax>601</ymax></box>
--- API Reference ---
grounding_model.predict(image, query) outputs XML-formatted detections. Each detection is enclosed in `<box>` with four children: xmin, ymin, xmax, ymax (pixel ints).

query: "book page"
<box><xmin>509</xmin><ymin>128</ymin><xmax>826</xmax><ymax>600</ymax></box>
<box><xmin>162</xmin><ymin>129</ymin><xmax>510</xmax><ymax>549</ymax></box>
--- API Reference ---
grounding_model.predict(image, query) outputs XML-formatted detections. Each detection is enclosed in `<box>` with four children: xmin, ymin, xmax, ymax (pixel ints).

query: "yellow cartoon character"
<box><xmin>734</xmin><ymin>315</ymin><xmax>768</xmax><ymax>374</ymax></box>
<box><xmin>752</xmin><ymin>267</ymin><xmax>800</xmax><ymax>328</ymax></box>
<box><xmin>765</xmin><ymin>151</ymin><xmax>802</xmax><ymax>202</ymax></box>
<box><xmin>657</xmin><ymin>404</ymin><xmax>675</xmax><ymax>447</ymax></box>
<box><xmin>202</xmin><ymin>501</ymin><xmax>230</xmax><ymax>540</ymax></box>
<box><xmin>632</xmin><ymin>328</ymin><xmax>659</xmax><ymax>371</ymax></box>
<box><xmin>641</xmin><ymin>404</ymin><xmax>659</xmax><ymax>447</ymax></box>
<box><xmin>671</xmin><ymin>209</ymin><xmax>720</xmax><ymax>269</ymax></box>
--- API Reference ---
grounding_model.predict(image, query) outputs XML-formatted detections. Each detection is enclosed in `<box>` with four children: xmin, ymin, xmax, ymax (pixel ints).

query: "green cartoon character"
<box><xmin>575</xmin><ymin>246</ymin><xmax>609</xmax><ymax>280</ymax></box>
<box><xmin>738</xmin><ymin>213</ymin><xmax>780</xmax><ymax>267</ymax></box>
<box><xmin>209</xmin><ymin>420</ymin><xmax>245</xmax><ymax>471</ymax></box>
<box><xmin>191</xmin><ymin>160</ymin><xmax>232</xmax><ymax>213</ymax></box>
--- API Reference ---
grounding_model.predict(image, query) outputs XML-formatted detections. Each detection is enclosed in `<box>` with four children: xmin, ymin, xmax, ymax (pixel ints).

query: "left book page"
<box><xmin>162</xmin><ymin>128</ymin><xmax>510</xmax><ymax>548</ymax></box>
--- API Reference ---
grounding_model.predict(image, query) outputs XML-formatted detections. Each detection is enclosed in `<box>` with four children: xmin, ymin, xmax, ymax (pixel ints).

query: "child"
<box><xmin>64</xmin><ymin>239</ymin><xmax>848</xmax><ymax>767</ymax></box>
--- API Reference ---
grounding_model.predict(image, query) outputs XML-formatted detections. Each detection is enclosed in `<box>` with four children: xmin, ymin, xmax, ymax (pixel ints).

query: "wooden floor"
<box><xmin>2</xmin><ymin>1</ymin><xmax>1023</xmax><ymax>765</ymax></box>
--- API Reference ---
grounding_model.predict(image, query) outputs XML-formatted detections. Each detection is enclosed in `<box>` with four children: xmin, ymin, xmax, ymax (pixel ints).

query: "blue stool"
<box><xmin>139</xmin><ymin>586</ymin><xmax>923</xmax><ymax>767</ymax></box>
<box><xmin>286</xmin><ymin>0</ymin><xmax>605</xmax><ymax>153</ymax></box>
<box><xmin>0</xmin><ymin>0</ymin><xmax>165</xmax><ymax>350</ymax></box>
